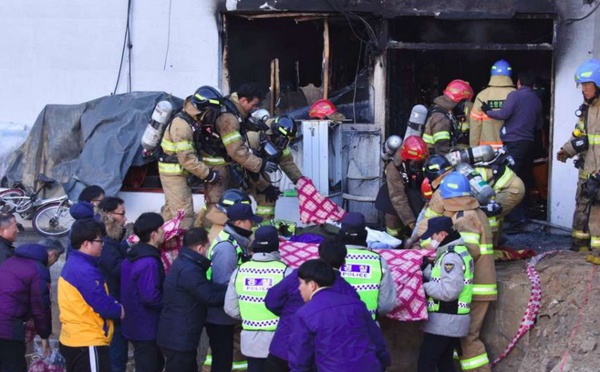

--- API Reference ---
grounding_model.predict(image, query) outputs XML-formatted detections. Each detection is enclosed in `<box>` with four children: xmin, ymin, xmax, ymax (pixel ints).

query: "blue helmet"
<box><xmin>491</xmin><ymin>59</ymin><xmax>512</xmax><ymax>77</ymax></box>
<box><xmin>440</xmin><ymin>172</ymin><xmax>471</xmax><ymax>199</ymax></box>
<box><xmin>574</xmin><ymin>59</ymin><xmax>600</xmax><ymax>87</ymax></box>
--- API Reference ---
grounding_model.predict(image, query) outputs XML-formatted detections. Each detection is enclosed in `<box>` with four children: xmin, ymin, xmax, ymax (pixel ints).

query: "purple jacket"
<box><xmin>265</xmin><ymin>270</ymin><xmax>359</xmax><ymax>361</ymax></box>
<box><xmin>289</xmin><ymin>288</ymin><xmax>391</xmax><ymax>372</ymax></box>
<box><xmin>120</xmin><ymin>243</ymin><xmax>165</xmax><ymax>341</ymax></box>
<box><xmin>486</xmin><ymin>86</ymin><xmax>543</xmax><ymax>143</ymax></box>
<box><xmin>0</xmin><ymin>244</ymin><xmax>52</xmax><ymax>341</ymax></box>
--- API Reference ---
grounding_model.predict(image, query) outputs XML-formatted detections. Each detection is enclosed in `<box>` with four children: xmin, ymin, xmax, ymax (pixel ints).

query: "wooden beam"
<box><xmin>323</xmin><ymin>17</ymin><xmax>330</xmax><ymax>99</ymax></box>
<box><xmin>387</xmin><ymin>41</ymin><xmax>553</xmax><ymax>51</ymax></box>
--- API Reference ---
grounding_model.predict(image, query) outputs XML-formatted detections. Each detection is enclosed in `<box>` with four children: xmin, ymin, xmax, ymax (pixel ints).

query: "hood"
<box><xmin>487</xmin><ymin>75</ymin><xmax>515</xmax><ymax>88</ymax></box>
<box><xmin>229</xmin><ymin>92</ymin><xmax>249</xmax><ymax>119</ymax></box>
<box><xmin>183</xmin><ymin>97</ymin><xmax>202</xmax><ymax>117</ymax></box>
<box><xmin>15</xmin><ymin>243</ymin><xmax>48</xmax><ymax>265</ymax></box>
<box><xmin>442</xmin><ymin>196</ymin><xmax>480</xmax><ymax>212</ymax></box>
<box><xmin>69</xmin><ymin>201</ymin><xmax>95</xmax><ymax>220</ymax></box>
<box><xmin>99</xmin><ymin>211</ymin><xmax>125</xmax><ymax>240</ymax></box>
<box><xmin>126</xmin><ymin>242</ymin><xmax>161</xmax><ymax>262</ymax></box>
<box><xmin>433</xmin><ymin>95</ymin><xmax>458</xmax><ymax>110</ymax></box>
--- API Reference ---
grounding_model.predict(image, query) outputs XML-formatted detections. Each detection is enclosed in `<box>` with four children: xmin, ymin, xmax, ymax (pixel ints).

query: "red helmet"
<box><xmin>443</xmin><ymin>79</ymin><xmax>474</xmax><ymax>103</ymax></box>
<box><xmin>309</xmin><ymin>99</ymin><xmax>337</xmax><ymax>119</ymax></box>
<box><xmin>399</xmin><ymin>136</ymin><xmax>429</xmax><ymax>162</ymax></box>
<box><xmin>421</xmin><ymin>178</ymin><xmax>433</xmax><ymax>200</ymax></box>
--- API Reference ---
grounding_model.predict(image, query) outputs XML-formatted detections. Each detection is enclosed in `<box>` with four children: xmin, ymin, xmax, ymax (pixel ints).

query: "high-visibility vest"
<box><xmin>427</xmin><ymin>245</ymin><xmax>474</xmax><ymax>315</ymax></box>
<box><xmin>235</xmin><ymin>260</ymin><xmax>287</xmax><ymax>331</ymax></box>
<box><xmin>340</xmin><ymin>247</ymin><xmax>383</xmax><ymax>320</ymax></box>
<box><xmin>207</xmin><ymin>230</ymin><xmax>243</xmax><ymax>280</ymax></box>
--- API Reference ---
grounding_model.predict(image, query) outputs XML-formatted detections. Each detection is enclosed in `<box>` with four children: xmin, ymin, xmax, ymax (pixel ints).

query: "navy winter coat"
<box><xmin>156</xmin><ymin>247</ymin><xmax>226</xmax><ymax>352</ymax></box>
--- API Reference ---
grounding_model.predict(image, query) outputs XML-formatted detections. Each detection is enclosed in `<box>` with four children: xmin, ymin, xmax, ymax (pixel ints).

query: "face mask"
<box><xmin>429</xmin><ymin>239</ymin><xmax>440</xmax><ymax>250</ymax></box>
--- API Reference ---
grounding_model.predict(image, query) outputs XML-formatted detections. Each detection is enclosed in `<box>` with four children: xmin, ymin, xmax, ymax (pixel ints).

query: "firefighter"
<box><xmin>197</xmin><ymin>83</ymin><xmax>278</xmax><ymax>228</ymax></box>
<box><xmin>246</xmin><ymin>115</ymin><xmax>303</xmax><ymax>221</ymax></box>
<box><xmin>206</xmin><ymin>189</ymin><xmax>252</xmax><ymax>243</ymax></box>
<box><xmin>158</xmin><ymin>86</ymin><xmax>222</xmax><ymax>230</ymax></box>
<box><xmin>375</xmin><ymin>136</ymin><xmax>429</xmax><ymax>239</ymax></box>
<box><xmin>557</xmin><ymin>58</ymin><xmax>600</xmax><ymax>254</ymax></box>
<box><xmin>435</xmin><ymin>172</ymin><xmax>496</xmax><ymax>372</ymax></box>
<box><xmin>470</xmin><ymin>59</ymin><xmax>516</xmax><ymax>150</ymax></box>
<box><xmin>423</xmin><ymin>79</ymin><xmax>474</xmax><ymax>155</ymax></box>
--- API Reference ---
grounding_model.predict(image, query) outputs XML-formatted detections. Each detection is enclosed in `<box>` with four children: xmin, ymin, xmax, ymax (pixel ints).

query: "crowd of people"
<box><xmin>0</xmin><ymin>56</ymin><xmax>598</xmax><ymax>372</ymax></box>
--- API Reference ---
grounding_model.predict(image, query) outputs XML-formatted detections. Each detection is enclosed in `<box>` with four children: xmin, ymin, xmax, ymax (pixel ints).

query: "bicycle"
<box><xmin>0</xmin><ymin>174</ymin><xmax>75</xmax><ymax>237</ymax></box>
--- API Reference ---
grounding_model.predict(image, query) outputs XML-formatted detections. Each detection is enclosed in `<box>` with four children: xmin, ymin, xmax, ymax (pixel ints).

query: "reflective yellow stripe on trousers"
<box><xmin>158</xmin><ymin>162</ymin><xmax>188</xmax><ymax>175</ymax></box>
<box><xmin>573</xmin><ymin>229</ymin><xmax>591</xmax><ymax>240</ymax></box>
<box><xmin>472</xmin><ymin>284</ymin><xmax>498</xmax><ymax>296</ymax></box>
<box><xmin>386</xmin><ymin>227</ymin><xmax>400</xmax><ymax>236</ymax></box>
<box><xmin>203</xmin><ymin>156</ymin><xmax>229</xmax><ymax>166</ymax></box>
<box><xmin>479</xmin><ymin>243</ymin><xmax>494</xmax><ymax>255</ymax></box>
<box><xmin>460</xmin><ymin>352</ymin><xmax>490</xmax><ymax>370</ymax></box>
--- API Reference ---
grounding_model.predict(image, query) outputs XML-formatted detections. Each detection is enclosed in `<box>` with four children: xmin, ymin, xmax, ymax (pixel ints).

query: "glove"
<box><xmin>204</xmin><ymin>169</ymin><xmax>221</xmax><ymax>185</ymax></box>
<box><xmin>261</xmin><ymin>159</ymin><xmax>278</xmax><ymax>173</ymax></box>
<box><xmin>261</xmin><ymin>185</ymin><xmax>280</xmax><ymax>203</ymax></box>
<box><xmin>480</xmin><ymin>101</ymin><xmax>492</xmax><ymax>114</ymax></box>
<box><xmin>556</xmin><ymin>149</ymin><xmax>569</xmax><ymax>163</ymax></box>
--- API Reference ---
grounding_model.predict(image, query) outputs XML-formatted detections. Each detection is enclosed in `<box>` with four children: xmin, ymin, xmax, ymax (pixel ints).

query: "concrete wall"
<box><xmin>549</xmin><ymin>2</ymin><xmax>599</xmax><ymax>227</ymax></box>
<box><xmin>0</xmin><ymin>0</ymin><xmax>221</xmax><ymax>128</ymax></box>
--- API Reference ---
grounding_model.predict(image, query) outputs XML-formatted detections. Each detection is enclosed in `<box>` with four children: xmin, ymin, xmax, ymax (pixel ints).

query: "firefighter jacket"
<box><xmin>203</xmin><ymin>93</ymin><xmax>264</xmax><ymax>173</ymax></box>
<box><xmin>423</xmin><ymin>95</ymin><xmax>458</xmax><ymax>155</ymax></box>
<box><xmin>416</xmin><ymin>189</ymin><xmax>445</xmax><ymax>237</ymax></box>
<box><xmin>246</xmin><ymin>126</ymin><xmax>303</xmax><ymax>186</ymax></box>
<box><xmin>383</xmin><ymin>153</ymin><xmax>417</xmax><ymax>226</ymax></box>
<box><xmin>443</xmin><ymin>196</ymin><xmax>497</xmax><ymax>302</ymax></box>
<box><xmin>561</xmin><ymin>97</ymin><xmax>600</xmax><ymax>180</ymax></box>
<box><xmin>158</xmin><ymin>99</ymin><xmax>210</xmax><ymax>179</ymax></box>
<box><xmin>469</xmin><ymin>75</ymin><xmax>516</xmax><ymax>149</ymax></box>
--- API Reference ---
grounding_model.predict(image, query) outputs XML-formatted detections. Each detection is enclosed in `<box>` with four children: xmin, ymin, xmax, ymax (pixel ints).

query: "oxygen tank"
<box><xmin>141</xmin><ymin>101</ymin><xmax>174</xmax><ymax>152</ymax></box>
<box><xmin>403</xmin><ymin>104</ymin><xmax>428</xmax><ymax>140</ymax></box>
<box><xmin>455</xmin><ymin>163</ymin><xmax>496</xmax><ymax>205</ymax></box>
<box><xmin>381</xmin><ymin>135</ymin><xmax>402</xmax><ymax>161</ymax></box>
<box><xmin>445</xmin><ymin>145</ymin><xmax>495</xmax><ymax>167</ymax></box>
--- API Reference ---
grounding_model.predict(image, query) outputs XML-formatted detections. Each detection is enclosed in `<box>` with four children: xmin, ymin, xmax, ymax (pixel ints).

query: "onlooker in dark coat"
<box><xmin>0</xmin><ymin>242</ymin><xmax>63</xmax><ymax>371</ymax></box>
<box><xmin>121</xmin><ymin>212</ymin><xmax>165</xmax><ymax>372</ymax></box>
<box><xmin>288</xmin><ymin>259</ymin><xmax>391</xmax><ymax>372</ymax></box>
<box><xmin>483</xmin><ymin>71</ymin><xmax>543</xmax><ymax>227</ymax></box>
<box><xmin>97</xmin><ymin>197</ymin><xmax>129</xmax><ymax>372</ymax></box>
<box><xmin>66</xmin><ymin>185</ymin><xmax>105</xmax><ymax>259</ymax></box>
<box><xmin>264</xmin><ymin>237</ymin><xmax>359</xmax><ymax>372</ymax></box>
<box><xmin>157</xmin><ymin>228</ymin><xmax>227</xmax><ymax>372</ymax></box>
<box><xmin>0</xmin><ymin>213</ymin><xmax>20</xmax><ymax>266</ymax></box>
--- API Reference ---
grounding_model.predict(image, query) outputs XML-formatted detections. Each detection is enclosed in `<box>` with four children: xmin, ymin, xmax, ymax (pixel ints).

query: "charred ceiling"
<box><xmin>221</xmin><ymin>0</ymin><xmax>556</xmax><ymax>18</ymax></box>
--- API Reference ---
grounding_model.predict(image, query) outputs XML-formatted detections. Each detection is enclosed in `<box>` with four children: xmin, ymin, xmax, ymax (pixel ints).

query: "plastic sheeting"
<box><xmin>5</xmin><ymin>92</ymin><xmax>183</xmax><ymax>200</ymax></box>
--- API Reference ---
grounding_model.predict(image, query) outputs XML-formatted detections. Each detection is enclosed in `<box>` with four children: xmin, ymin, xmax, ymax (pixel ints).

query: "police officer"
<box><xmin>246</xmin><ymin>115</ymin><xmax>303</xmax><ymax>221</ymax></box>
<box><xmin>337</xmin><ymin>212</ymin><xmax>396</xmax><ymax>319</ymax></box>
<box><xmin>557</xmin><ymin>59</ymin><xmax>600</xmax><ymax>253</ymax></box>
<box><xmin>423</xmin><ymin>80</ymin><xmax>474</xmax><ymax>155</ymax></box>
<box><xmin>206</xmin><ymin>189</ymin><xmax>252</xmax><ymax>243</ymax></box>
<box><xmin>470</xmin><ymin>60</ymin><xmax>516</xmax><ymax>150</ymax></box>
<box><xmin>197</xmin><ymin>83</ymin><xmax>277</xmax><ymax>228</ymax></box>
<box><xmin>375</xmin><ymin>136</ymin><xmax>429</xmax><ymax>239</ymax></box>
<box><xmin>224</xmin><ymin>226</ymin><xmax>293</xmax><ymax>372</ymax></box>
<box><xmin>436</xmin><ymin>172</ymin><xmax>496</xmax><ymax>372</ymax></box>
<box><xmin>204</xmin><ymin>204</ymin><xmax>262</xmax><ymax>372</ymax></box>
<box><xmin>158</xmin><ymin>86</ymin><xmax>222</xmax><ymax>229</ymax></box>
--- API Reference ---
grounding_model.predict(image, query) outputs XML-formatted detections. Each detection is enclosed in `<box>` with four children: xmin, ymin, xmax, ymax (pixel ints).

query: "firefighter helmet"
<box><xmin>271</xmin><ymin>115</ymin><xmax>298</xmax><ymax>149</ymax></box>
<box><xmin>491</xmin><ymin>59</ymin><xmax>512</xmax><ymax>77</ymax></box>
<box><xmin>217</xmin><ymin>189</ymin><xmax>251</xmax><ymax>213</ymax></box>
<box><xmin>443</xmin><ymin>80</ymin><xmax>474</xmax><ymax>103</ymax></box>
<box><xmin>575</xmin><ymin>59</ymin><xmax>600</xmax><ymax>87</ymax></box>
<box><xmin>191</xmin><ymin>86</ymin><xmax>222</xmax><ymax>111</ymax></box>
<box><xmin>399</xmin><ymin>136</ymin><xmax>429</xmax><ymax>162</ymax></box>
<box><xmin>423</xmin><ymin>155</ymin><xmax>453</xmax><ymax>183</ymax></box>
<box><xmin>421</xmin><ymin>178</ymin><xmax>433</xmax><ymax>200</ymax></box>
<box><xmin>309</xmin><ymin>99</ymin><xmax>337</xmax><ymax>119</ymax></box>
<box><xmin>440</xmin><ymin>172</ymin><xmax>471</xmax><ymax>199</ymax></box>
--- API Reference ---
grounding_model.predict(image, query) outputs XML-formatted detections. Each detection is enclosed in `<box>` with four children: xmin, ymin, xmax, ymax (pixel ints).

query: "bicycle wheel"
<box><xmin>32</xmin><ymin>202</ymin><xmax>74</xmax><ymax>237</ymax></box>
<box><xmin>0</xmin><ymin>189</ymin><xmax>25</xmax><ymax>214</ymax></box>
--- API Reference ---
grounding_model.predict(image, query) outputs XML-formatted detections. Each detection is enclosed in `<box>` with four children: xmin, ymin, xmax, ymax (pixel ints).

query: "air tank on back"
<box><xmin>141</xmin><ymin>101</ymin><xmax>174</xmax><ymax>152</ymax></box>
<box><xmin>455</xmin><ymin>163</ymin><xmax>496</xmax><ymax>205</ymax></box>
<box><xmin>403</xmin><ymin>104</ymin><xmax>428</xmax><ymax>140</ymax></box>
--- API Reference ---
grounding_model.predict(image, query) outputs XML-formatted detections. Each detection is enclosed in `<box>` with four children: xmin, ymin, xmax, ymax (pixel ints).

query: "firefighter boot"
<box><xmin>571</xmin><ymin>238</ymin><xmax>590</xmax><ymax>253</ymax></box>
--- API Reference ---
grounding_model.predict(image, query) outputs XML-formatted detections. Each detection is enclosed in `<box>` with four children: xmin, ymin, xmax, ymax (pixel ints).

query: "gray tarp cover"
<box><xmin>5</xmin><ymin>92</ymin><xmax>183</xmax><ymax>200</ymax></box>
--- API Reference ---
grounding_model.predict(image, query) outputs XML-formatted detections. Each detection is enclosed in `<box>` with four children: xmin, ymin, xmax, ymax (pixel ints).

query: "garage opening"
<box><xmin>387</xmin><ymin>16</ymin><xmax>555</xmax><ymax>219</ymax></box>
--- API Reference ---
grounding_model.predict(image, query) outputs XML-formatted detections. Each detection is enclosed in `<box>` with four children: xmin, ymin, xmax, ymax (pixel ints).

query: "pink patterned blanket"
<box><xmin>280</xmin><ymin>241</ymin><xmax>435</xmax><ymax>322</ymax></box>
